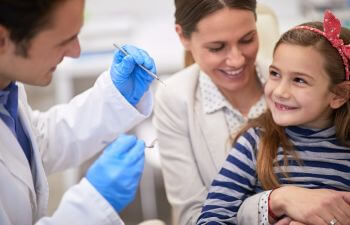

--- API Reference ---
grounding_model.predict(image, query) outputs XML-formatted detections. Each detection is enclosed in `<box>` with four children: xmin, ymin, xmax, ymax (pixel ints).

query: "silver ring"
<box><xmin>330</xmin><ymin>218</ymin><xmax>337</xmax><ymax>225</ymax></box>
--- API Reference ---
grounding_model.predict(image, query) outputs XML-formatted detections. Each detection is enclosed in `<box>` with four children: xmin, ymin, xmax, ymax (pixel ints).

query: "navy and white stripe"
<box><xmin>197</xmin><ymin>126</ymin><xmax>350</xmax><ymax>224</ymax></box>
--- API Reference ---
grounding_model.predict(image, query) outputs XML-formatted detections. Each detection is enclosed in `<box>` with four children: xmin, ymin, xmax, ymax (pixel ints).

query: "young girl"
<box><xmin>197</xmin><ymin>10</ymin><xmax>350</xmax><ymax>225</ymax></box>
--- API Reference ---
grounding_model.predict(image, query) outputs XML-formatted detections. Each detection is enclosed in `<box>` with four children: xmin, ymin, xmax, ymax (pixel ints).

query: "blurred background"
<box><xmin>24</xmin><ymin>0</ymin><xmax>350</xmax><ymax>224</ymax></box>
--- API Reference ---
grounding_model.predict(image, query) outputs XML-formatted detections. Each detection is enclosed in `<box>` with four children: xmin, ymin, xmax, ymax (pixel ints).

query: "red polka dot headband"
<box><xmin>294</xmin><ymin>10</ymin><xmax>350</xmax><ymax>80</ymax></box>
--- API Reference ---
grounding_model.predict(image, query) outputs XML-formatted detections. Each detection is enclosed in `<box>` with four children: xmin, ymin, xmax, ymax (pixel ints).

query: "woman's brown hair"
<box><xmin>173</xmin><ymin>0</ymin><xmax>257</xmax><ymax>67</ymax></box>
<box><xmin>234</xmin><ymin>21</ymin><xmax>350</xmax><ymax>189</ymax></box>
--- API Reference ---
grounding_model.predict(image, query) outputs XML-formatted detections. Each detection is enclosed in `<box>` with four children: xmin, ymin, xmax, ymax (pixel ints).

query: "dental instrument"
<box><xmin>113</xmin><ymin>44</ymin><xmax>166</xmax><ymax>85</ymax></box>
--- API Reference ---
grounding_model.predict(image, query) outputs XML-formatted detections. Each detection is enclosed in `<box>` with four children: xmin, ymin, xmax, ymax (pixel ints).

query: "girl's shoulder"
<box><xmin>235</xmin><ymin>127</ymin><xmax>262</xmax><ymax>150</ymax></box>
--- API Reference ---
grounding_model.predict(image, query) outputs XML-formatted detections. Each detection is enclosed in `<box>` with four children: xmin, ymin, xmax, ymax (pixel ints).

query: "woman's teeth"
<box><xmin>222</xmin><ymin>68</ymin><xmax>243</xmax><ymax>77</ymax></box>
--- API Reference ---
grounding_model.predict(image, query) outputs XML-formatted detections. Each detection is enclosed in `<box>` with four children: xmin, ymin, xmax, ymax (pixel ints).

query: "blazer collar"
<box><xmin>194</xmin><ymin>88</ymin><xmax>230</xmax><ymax>170</ymax></box>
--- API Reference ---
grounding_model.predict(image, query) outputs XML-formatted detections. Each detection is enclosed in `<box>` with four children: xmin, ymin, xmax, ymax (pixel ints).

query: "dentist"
<box><xmin>0</xmin><ymin>0</ymin><xmax>156</xmax><ymax>224</ymax></box>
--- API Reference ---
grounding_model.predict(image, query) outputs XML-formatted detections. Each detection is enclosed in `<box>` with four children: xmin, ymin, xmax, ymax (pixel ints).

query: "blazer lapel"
<box><xmin>194</xmin><ymin>97</ymin><xmax>230</xmax><ymax>171</ymax></box>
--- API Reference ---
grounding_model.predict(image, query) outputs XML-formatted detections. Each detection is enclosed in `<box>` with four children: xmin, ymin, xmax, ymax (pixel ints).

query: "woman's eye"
<box><xmin>240</xmin><ymin>37</ymin><xmax>254</xmax><ymax>44</ymax></box>
<box><xmin>208</xmin><ymin>44</ymin><xmax>225</xmax><ymax>52</ymax></box>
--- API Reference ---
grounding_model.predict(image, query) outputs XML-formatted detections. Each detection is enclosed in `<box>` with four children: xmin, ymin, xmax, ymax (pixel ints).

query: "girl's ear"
<box><xmin>330</xmin><ymin>81</ymin><xmax>350</xmax><ymax>109</ymax></box>
<box><xmin>175</xmin><ymin>24</ymin><xmax>191</xmax><ymax>50</ymax></box>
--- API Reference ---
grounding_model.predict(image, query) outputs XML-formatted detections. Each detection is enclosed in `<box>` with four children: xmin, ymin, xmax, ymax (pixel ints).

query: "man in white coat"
<box><xmin>0</xmin><ymin>0</ymin><xmax>157</xmax><ymax>224</ymax></box>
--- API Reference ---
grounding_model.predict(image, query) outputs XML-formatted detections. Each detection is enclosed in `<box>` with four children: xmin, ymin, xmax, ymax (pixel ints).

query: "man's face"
<box><xmin>0</xmin><ymin>0</ymin><xmax>84</xmax><ymax>89</ymax></box>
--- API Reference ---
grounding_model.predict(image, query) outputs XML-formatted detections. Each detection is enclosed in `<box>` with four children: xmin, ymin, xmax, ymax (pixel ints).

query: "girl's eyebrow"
<box><xmin>270</xmin><ymin>64</ymin><xmax>315</xmax><ymax>81</ymax></box>
<box><xmin>269</xmin><ymin>65</ymin><xmax>279</xmax><ymax>71</ymax></box>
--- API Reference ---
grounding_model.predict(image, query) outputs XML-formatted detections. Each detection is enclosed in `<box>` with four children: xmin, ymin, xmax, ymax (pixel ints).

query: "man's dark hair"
<box><xmin>0</xmin><ymin>0</ymin><xmax>66</xmax><ymax>56</ymax></box>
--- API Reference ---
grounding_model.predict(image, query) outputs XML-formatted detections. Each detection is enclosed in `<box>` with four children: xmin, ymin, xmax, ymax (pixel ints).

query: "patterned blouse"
<box><xmin>199</xmin><ymin>66</ymin><xmax>267</xmax><ymax>137</ymax></box>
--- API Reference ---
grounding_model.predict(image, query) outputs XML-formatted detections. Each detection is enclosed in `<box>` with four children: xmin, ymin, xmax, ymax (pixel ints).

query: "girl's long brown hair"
<box><xmin>233</xmin><ymin>21</ymin><xmax>350</xmax><ymax>190</ymax></box>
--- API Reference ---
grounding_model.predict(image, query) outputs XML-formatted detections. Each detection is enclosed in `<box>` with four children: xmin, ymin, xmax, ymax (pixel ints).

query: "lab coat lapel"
<box><xmin>194</xmin><ymin>99</ymin><xmax>229</xmax><ymax>171</ymax></box>
<box><xmin>18</xmin><ymin>101</ymin><xmax>49</xmax><ymax>218</ymax></box>
<box><xmin>0</xmin><ymin>120</ymin><xmax>36</xmax><ymax>199</ymax></box>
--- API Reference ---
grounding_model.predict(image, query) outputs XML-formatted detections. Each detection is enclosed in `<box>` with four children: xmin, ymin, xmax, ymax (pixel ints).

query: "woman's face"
<box><xmin>177</xmin><ymin>8</ymin><xmax>259</xmax><ymax>96</ymax></box>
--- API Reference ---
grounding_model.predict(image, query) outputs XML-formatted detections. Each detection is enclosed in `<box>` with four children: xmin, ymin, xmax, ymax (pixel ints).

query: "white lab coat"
<box><xmin>0</xmin><ymin>71</ymin><xmax>152</xmax><ymax>225</ymax></box>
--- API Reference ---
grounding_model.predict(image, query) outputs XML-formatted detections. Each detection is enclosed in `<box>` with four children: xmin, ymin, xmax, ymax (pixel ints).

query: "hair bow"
<box><xmin>295</xmin><ymin>10</ymin><xmax>350</xmax><ymax>80</ymax></box>
<box><xmin>324</xmin><ymin>10</ymin><xmax>350</xmax><ymax>58</ymax></box>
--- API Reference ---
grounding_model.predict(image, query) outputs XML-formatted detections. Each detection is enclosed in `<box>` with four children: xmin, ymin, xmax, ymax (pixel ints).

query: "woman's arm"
<box><xmin>237</xmin><ymin>184</ymin><xmax>350</xmax><ymax>225</ymax></box>
<box><xmin>269</xmin><ymin>186</ymin><xmax>350</xmax><ymax>225</ymax></box>
<box><xmin>237</xmin><ymin>191</ymin><xmax>267</xmax><ymax>225</ymax></box>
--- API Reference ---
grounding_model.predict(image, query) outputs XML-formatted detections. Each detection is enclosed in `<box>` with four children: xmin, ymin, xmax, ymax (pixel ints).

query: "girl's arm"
<box><xmin>197</xmin><ymin>129</ymin><xmax>259</xmax><ymax>224</ymax></box>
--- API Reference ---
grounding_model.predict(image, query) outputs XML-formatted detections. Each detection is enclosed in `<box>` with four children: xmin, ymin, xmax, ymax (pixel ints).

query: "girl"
<box><xmin>197</xmin><ymin>10</ymin><xmax>350</xmax><ymax>225</ymax></box>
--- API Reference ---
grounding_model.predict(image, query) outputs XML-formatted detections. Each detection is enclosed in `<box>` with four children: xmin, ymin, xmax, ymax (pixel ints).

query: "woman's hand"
<box><xmin>269</xmin><ymin>186</ymin><xmax>350</xmax><ymax>225</ymax></box>
<box><xmin>274</xmin><ymin>217</ymin><xmax>306</xmax><ymax>225</ymax></box>
<box><xmin>274</xmin><ymin>217</ymin><xmax>292</xmax><ymax>225</ymax></box>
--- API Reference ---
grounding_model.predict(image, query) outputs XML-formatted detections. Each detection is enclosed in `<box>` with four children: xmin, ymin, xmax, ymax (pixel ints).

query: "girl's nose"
<box><xmin>273</xmin><ymin>80</ymin><xmax>291</xmax><ymax>99</ymax></box>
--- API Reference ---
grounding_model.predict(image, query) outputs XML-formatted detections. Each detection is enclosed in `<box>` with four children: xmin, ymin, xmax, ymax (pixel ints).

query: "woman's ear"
<box><xmin>330</xmin><ymin>81</ymin><xmax>350</xmax><ymax>109</ymax></box>
<box><xmin>175</xmin><ymin>24</ymin><xmax>191</xmax><ymax>50</ymax></box>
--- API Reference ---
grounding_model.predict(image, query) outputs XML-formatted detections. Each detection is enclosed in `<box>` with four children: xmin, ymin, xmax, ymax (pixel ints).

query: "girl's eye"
<box><xmin>269</xmin><ymin>70</ymin><xmax>280</xmax><ymax>78</ymax></box>
<box><xmin>294</xmin><ymin>77</ymin><xmax>307</xmax><ymax>84</ymax></box>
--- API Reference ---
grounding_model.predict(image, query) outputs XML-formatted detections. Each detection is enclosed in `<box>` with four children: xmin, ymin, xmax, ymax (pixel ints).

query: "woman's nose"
<box><xmin>226</xmin><ymin>47</ymin><xmax>245</xmax><ymax>67</ymax></box>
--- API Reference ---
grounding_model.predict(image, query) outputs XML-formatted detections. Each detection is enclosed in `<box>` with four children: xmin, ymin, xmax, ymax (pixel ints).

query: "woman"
<box><xmin>153</xmin><ymin>0</ymin><xmax>274</xmax><ymax>224</ymax></box>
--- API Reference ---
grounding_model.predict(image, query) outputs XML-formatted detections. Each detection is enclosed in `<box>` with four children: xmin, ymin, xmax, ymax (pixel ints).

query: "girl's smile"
<box><xmin>265</xmin><ymin>43</ymin><xmax>336</xmax><ymax>129</ymax></box>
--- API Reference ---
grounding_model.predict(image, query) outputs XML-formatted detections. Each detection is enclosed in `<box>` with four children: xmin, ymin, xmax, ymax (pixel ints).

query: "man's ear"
<box><xmin>175</xmin><ymin>24</ymin><xmax>191</xmax><ymax>50</ymax></box>
<box><xmin>330</xmin><ymin>81</ymin><xmax>350</xmax><ymax>109</ymax></box>
<box><xmin>0</xmin><ymin>25</ymin><xmax>10</xmax><ymax>54</ymax></box>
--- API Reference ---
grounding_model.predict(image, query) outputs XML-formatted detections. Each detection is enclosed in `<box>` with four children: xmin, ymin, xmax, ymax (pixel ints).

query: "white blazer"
<box><xmin>153</xmin><ymin>62</ymin><xmax>268</xmax><ymax>225</ymax></box>
<box><xmin>0</xmin><ymin>71</ymin><xmax>152</xmax><ymax>225</ymax></box>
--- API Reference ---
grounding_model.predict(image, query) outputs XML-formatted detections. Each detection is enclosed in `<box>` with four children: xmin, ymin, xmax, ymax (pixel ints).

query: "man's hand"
<box><xmin>86</xmin><ymin>134</ymin><xmax>145</xmax><ymax>212</ymax></box>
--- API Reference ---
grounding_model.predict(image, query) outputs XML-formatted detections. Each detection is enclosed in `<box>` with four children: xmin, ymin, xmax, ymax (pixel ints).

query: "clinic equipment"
<box><xmin>145</xmin><ymin>139</ymin><xmax>157</xmax><ymax>148</ymax></box>
<box><xmin>113</xmin><ymin>44</ymin><xmax>166</xmax><ymax>85</ymax></box>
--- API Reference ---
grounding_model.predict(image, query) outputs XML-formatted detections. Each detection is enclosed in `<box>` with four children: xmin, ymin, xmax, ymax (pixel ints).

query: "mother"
<box><xmin>153</xmin><ymin>0</ymin><xmax>278</xmax><ymax>224</ymax></box>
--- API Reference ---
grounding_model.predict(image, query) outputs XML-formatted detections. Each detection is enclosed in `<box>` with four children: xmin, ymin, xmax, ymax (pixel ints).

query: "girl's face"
<box><xmin>177</xmin><ymin>8</ymin><xmax>259</xmax><ymax>97</ymax></box>
<box><xmin>265</xmin><ymin>43</ymin><xmax>340</xmax><ymax>129</ymax></box>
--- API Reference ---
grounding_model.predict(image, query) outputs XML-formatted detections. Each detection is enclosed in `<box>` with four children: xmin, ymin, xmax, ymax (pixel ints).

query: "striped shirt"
<box><xmin>197</xmin><ymin>126</ymin><xmax>350</xmax><ymax>224</ymax></box>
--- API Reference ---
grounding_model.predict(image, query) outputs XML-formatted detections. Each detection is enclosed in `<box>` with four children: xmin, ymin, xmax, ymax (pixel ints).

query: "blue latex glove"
<box><xmin>110</xmin><ymin>44</ymin><xmax>156</xmax><ymax>106</ymax></box>
<box><xmin>86</xmin><ymin>134</ymin><xmax>145</xmax><ymax>212</ymax></box>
